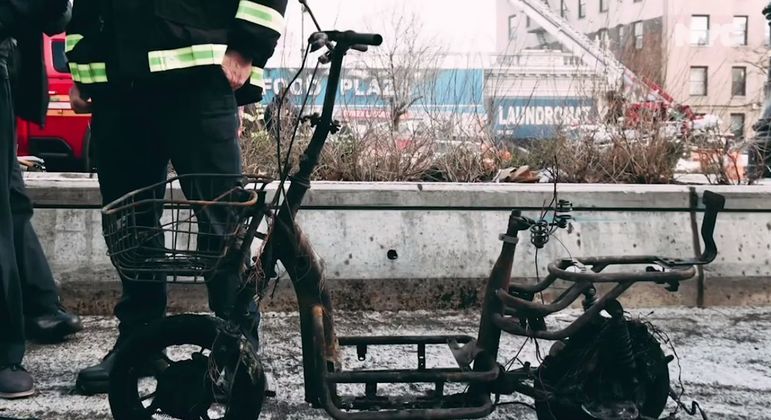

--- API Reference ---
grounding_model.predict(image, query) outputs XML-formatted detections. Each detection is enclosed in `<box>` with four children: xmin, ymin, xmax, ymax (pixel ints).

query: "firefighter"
<box><xmin>66</xmin><ymin>0</ymin><xmax>287</xmax><ymax>395</ymax></box>
<box><xmin>0</xmin><ymin>0</ymin><xmax>83</xmax><ymax>400</ymax></box>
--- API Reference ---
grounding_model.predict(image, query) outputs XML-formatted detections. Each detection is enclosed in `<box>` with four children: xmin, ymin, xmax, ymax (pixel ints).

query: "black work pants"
<box><xmin>0</xmin><ymin>38</ymin><xmax>61</xmax><ymax>366</ymax></box>
<box><xmin>92</xmin><ymin>70</ymin><xmax>244</xmax><ymax>340</ymax></box>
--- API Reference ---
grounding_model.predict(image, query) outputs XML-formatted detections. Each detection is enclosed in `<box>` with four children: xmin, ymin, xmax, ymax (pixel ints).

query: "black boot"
<box><xmin>75</xmin><ymin>346</ymin><xmax>168</xmax><ymax>395</ymax></box>
<box><xmin>25</xmin><ymin>306</ymin><xmax>83</xmax><ymax>343</ymax></box>
<box><xmin>0</xmin><ymin>364</ymin><xmax>34</xmax><ymax>400</ymax></box>
<box><xmin>75</xmin><ymin>348</ymin><xmax>118</xmax><ymax>396</ymax></box>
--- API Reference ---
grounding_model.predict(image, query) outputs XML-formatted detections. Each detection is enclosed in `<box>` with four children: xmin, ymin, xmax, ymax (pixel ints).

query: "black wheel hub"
<box><xmin>153</xmin><ymin>354</ymin><xmax>214</xmax><ymax>418</ymax></box>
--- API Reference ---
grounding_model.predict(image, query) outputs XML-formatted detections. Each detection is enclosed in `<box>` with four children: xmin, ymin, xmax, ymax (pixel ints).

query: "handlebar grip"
<box><xmin>325</xmin><ymin>30</ymin><xmax>383</xmax><ymax>46</ymax></box>
<box><xmin>699</xmin><ymin>190</ymin><xmax>725</xmax><ymax>264</ymax></box>
<box><xmin>702</xmin><ymin>190</ymin><xmax>726</xmax><ymax>212</ymax></box>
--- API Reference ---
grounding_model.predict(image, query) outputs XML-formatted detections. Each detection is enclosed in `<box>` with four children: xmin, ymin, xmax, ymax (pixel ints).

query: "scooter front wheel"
<box><xmin>108</xmin><ymin>314</ymin><xmax>265</xmax><ymax>420</ymax></box>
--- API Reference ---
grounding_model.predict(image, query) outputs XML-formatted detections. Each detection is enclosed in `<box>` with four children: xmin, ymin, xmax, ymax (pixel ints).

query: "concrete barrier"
<box><xmin>22</xmin><ymin>173</ymin><xmax>771</xmax><ymax>314</ymax></box>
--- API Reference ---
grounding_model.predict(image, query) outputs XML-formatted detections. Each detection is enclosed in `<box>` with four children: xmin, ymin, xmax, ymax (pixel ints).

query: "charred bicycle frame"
<box><xmin>201</xmin><ymin>31</ymin><xmax>727</xmax><ymax>420</ymax></box>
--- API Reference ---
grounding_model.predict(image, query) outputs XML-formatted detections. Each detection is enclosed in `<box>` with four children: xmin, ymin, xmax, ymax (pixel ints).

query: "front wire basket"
<box><xmin>101</xmin><ymin>174</ymin><xmax>272</xmax><ymax>283</ymax></box>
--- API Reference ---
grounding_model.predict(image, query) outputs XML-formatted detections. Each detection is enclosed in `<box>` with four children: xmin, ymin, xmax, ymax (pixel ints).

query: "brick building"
<box><xmin>498</xmin><ymin>0</ymin><xmax>769</xmax><ymax>139</ymax></box>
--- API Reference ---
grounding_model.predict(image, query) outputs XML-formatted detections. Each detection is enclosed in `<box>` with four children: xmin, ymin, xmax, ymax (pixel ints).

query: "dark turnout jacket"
<box><xmin>66</xmin><ymin>0</ymin><xmax>287</xmax><ymax>105</ymax></box>
<box><xmin>0</xmin><ymin>0</ymin><xmax>71</xmax><ymax>125</ymax></box>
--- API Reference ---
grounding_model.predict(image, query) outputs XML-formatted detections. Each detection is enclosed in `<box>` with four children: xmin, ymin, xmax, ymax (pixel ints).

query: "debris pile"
<box><xmin>493</xmin><ymin>166</ymin><xmax>542</xmax><ymax>183</ymax></box>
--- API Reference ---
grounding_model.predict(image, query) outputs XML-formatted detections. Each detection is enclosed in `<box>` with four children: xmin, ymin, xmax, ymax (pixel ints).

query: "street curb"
<box><xmin>58</xmin><ymin>274</ymin><xmax>771</xmax><ymax>315</ymax></box>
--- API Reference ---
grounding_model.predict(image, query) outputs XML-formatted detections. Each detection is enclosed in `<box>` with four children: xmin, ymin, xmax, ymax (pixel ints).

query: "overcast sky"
<box><xmin>268</xmin><ymin>0</ymin><xmax>498</xmax><ymax>68</ymax></box>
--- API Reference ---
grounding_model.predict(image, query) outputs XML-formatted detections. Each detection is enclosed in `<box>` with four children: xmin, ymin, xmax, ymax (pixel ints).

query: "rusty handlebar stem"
<box><xmin>493</xmin><ymin>281</ymin><xmax>636</xmax><ymax>341</ymax></box>
<box><xmin>547</xmin><ymin>256</ymin><xmax>697</xmax><ymax>283</ymax></box>
<box><xmin>498</xmin><ymin>254</ymin><xmax>696</xmax><ymax>317</ymax></box>
<box><xmin>496</xmin><ymin>280</ymin><xmax>594</xmax><ymax>318</ymax></box>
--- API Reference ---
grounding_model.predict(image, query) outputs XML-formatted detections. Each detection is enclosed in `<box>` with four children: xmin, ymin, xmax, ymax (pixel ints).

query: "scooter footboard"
<box><xmin>310</xmin><ymin>308</ymin><xmax>498</xmax><ymax>419</ymax></box>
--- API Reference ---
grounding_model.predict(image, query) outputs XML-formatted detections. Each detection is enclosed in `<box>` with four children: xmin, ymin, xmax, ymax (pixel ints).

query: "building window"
<box><xmin>600</xmin><ymin>0</ymin><xmax>608</xmax><ymax>12</ymax></box>
<box><xmin>526</xmin><ymin>16</ymin><xmax>531</xmax><ymax>28</ymax></box>
<box><xmin>689</xmin><ymin>66</ymin><xmax>708</xmax><ymax>96</ymax></box>
<box><xmin>617</xmin><ymin>24</ymin><xmax>626</xmax><ymax>45</ymax></box>
<box><xmin>561</xmin><ymin>0</ymin><xmax>568</xmax><ymax>17</ymax></box>
<box><xmin>633</xmin><ymin>21</ymin><xmax>644</xmax><ymax>49</ymax></box>
<box><xmin>508</xmin><ymin>15</ymin><xmax>517</xmax><ymax>40</ymax></box>
<box><xmin>598</xmin><ymin>28</ymin><xmax>609</xmax><ymax>48</ymax></box>
<box><xmin>578</xmin><ymin>0</ymin><xmax>586</xmax><ymax>18</ymax></box>
<box><xmin>766</xmin><ymin>22</ymin><xmax>770</xmax><ymax>46</ymax></box>
<box><xmin>730</xmin><ymin>114</ymin><xmax>746</xmax><ymax>139</ymax></box>
<box><xmin>732</xmin><ymin>16</ymin><xmax>748</xmax><ymax>46</ymax></box>
<box><xmin>690</xmin><ymin>15</ymin><xmax>710</xmax><ymax>46</ymax></box>
<box><xmin>732</xmin><ymin>66</ymin><xmax>747</xmax><ymax>97</ymax></box>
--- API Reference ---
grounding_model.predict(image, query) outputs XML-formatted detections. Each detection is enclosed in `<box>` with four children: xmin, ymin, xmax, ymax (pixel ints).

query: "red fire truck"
<box><xmin>16</xmin><ymin>34</ymin><xmax>93</xmax><ymax>172</ymax></box>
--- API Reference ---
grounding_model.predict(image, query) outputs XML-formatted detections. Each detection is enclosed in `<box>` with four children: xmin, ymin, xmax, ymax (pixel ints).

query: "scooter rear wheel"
<box><xmin>534</xmin><ymin>319</ymin><xmax>670</xmax><ymax>420</ymax></box>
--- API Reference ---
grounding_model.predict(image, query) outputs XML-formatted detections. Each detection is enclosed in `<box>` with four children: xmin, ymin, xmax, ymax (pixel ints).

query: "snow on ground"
<box><xmin>2</xmin><ymin>307</ymin><xmax>770</xmax><ymax>420</ymax></box>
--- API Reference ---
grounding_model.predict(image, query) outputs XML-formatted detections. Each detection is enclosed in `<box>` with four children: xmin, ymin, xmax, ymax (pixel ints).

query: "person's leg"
<box><xmin>9</xmin><ymin>143</ymin><xmax>82</xmax><ymax>343</ymax></box>
<box><xmin>0</xmin><ymin>41</ymin><xmax>32</xmax><ymax>399</ymax></box>
<box><xmin>9</xmin><ymin>165</ymin><xmax>57</xmax><ymax>314</ymax></box>
<box><xmin>161</xmin><ymin>72</ymin><xmax>245</xmax><ymax>319</ymax></box>
<box><xmin>75</xmin><ymin>89</ymin><xmax>169</xmax><ymax>395</ymax></box>
<box><xmin>95</xmin><ymin>93</ymin><xmax>169</xmax><ymax>338</ymax></box>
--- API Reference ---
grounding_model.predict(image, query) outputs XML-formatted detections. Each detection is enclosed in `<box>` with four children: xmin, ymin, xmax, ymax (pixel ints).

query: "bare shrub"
<box><xmin>745</xmin><ymin>140</ymin><xmax>770</xmax><ymax>183</ymax></box>
<box><xmin>239</xmin><ymin>105</ymin><xmax>310</xmax><ymax>178</ymax></box>
<box><xmin>318</xmin><ymin>127</ymin><xmax>491</xmax><ymax>182</ymax></box>
<box><xmin>240</xmin><ymin>106</ymin><xmax>504</xmax><ymax>182</ymax></box>
<box><xmin>517</xmin><ymin>122</ymin><xmax>686</xmax><ymax>184</ymax></box>
<box><xmin>239</xmin><ymin>105</ymin><xmax>690</xmax><ymax>184</ymax></box>
<box><xmin>422</xmin><ymin>140</ymin><xmax>501</xmax><ymax>182</ymax></box>
<box><xmin>689</xmin><ymin>132</ymin><xmax>748</xmax><ymax>185</ymax></box>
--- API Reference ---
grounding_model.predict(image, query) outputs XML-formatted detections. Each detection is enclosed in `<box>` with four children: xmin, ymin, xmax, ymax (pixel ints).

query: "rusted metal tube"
<box><xmin>338</xmin><ymin>336</ymin><xmax>474</xmax><ymax>346</ymax></box>
<box><xmin>326</xmin><ymin>366</ymin><xmax>499</xmax><ymax>384</ymax></box>
<box><xmin>322</xmin><ymin>401</ymin><xmax>495</xmax><ymax>420</ymax></box>
<box><xmin>570</xmin><ymin>255</ymin><xmax>660</xmax><ymax>265</ymax></box>
<box><xmin>470</xmin><ymin>211</ymin><xmax>532</xmax><ymax>399</ymax></box>
<box><xmin>506</xmin><ymin>272</ymin><xmax>560</xmax><ymax>294</ymax></box>
<box><xmin>311</xmin><ymin>306</ymin><xmax>495</xmax><ymax>420</ymax></box>
<box><xmin>493</xmin><ymin>281</ymin><xmax>635</xmax><ymax>340</ymax></box>
<box><xmin>275</xmin><ymin>219</ymin><xmax>339</xmax><ymax>406</ymax></box>
<box><xmin>547</xmin><ymin>260</ymin><xmax>696</xmax><ymax>283</ymax></box>
<box><xmin>496</xmin><ymin>280</ymin><xmax>593</xmax><ymax>316</ymax></box>
<box><xmin>475</xmin><ymin>212</ymin><xmax>525</xmax><ymax>364</ymax></box>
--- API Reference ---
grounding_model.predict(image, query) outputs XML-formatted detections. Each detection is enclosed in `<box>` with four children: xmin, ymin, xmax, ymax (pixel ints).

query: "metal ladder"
<box><xmin>509</xmin><ymin>0</ymin><xmax>665</xmax><ymax>102</ymax></box>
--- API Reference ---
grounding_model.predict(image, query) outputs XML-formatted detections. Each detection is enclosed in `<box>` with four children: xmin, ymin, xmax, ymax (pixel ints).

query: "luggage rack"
<box><xmin>314</xmin><ymin>331</ymin><xmax>498</xmax><ymax>419</ymax></box>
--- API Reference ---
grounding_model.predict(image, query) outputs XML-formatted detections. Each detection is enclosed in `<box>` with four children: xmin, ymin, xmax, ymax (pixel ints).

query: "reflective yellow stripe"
<box><xmin>70</xmin><ymin>62</ymin><xmax>108</xmax><ymax>84</ymax></box>
<box><xmin>65</xmin><ymin>34</ymin><xmax>84</xmax><ymax>53</ymax></box>
<box><xmin>89</xmin><ymin>63</ymin><xmax>108</xmax><ymax>83</ymax></box>
<box><xmin>148</xmin><ymin>44</ymin><xmax>228</xmax><ymax>72</ymax></box>
<box><xmin>77</xmin><ymin>64</ymin><xmax>94</xmax><ymax>83</ymax></box>
<box><xmin>69</xmin><ymin>63</ymin><xmax>80</xmax><ymax>82</ymax></box>
<box><xmin>250</xmin><ymin>67</ymin><xmax>265</xmax><ymax>89</ymax></box>
<box><xmin>235</xmin><ymin>1</ymin><xmax>285</xmax><ymax>34</ymax></box>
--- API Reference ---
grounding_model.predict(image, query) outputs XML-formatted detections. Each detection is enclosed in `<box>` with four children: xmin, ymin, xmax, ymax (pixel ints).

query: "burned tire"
<box><xmin>109</xmin><ymin>314</ymin><xmax>265</xmax><ymax>420</ymax></box>
<box><xmin>534</xmin><ymin>319</ymin><xmax>670</xmax><ymax>420</ymax></box>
